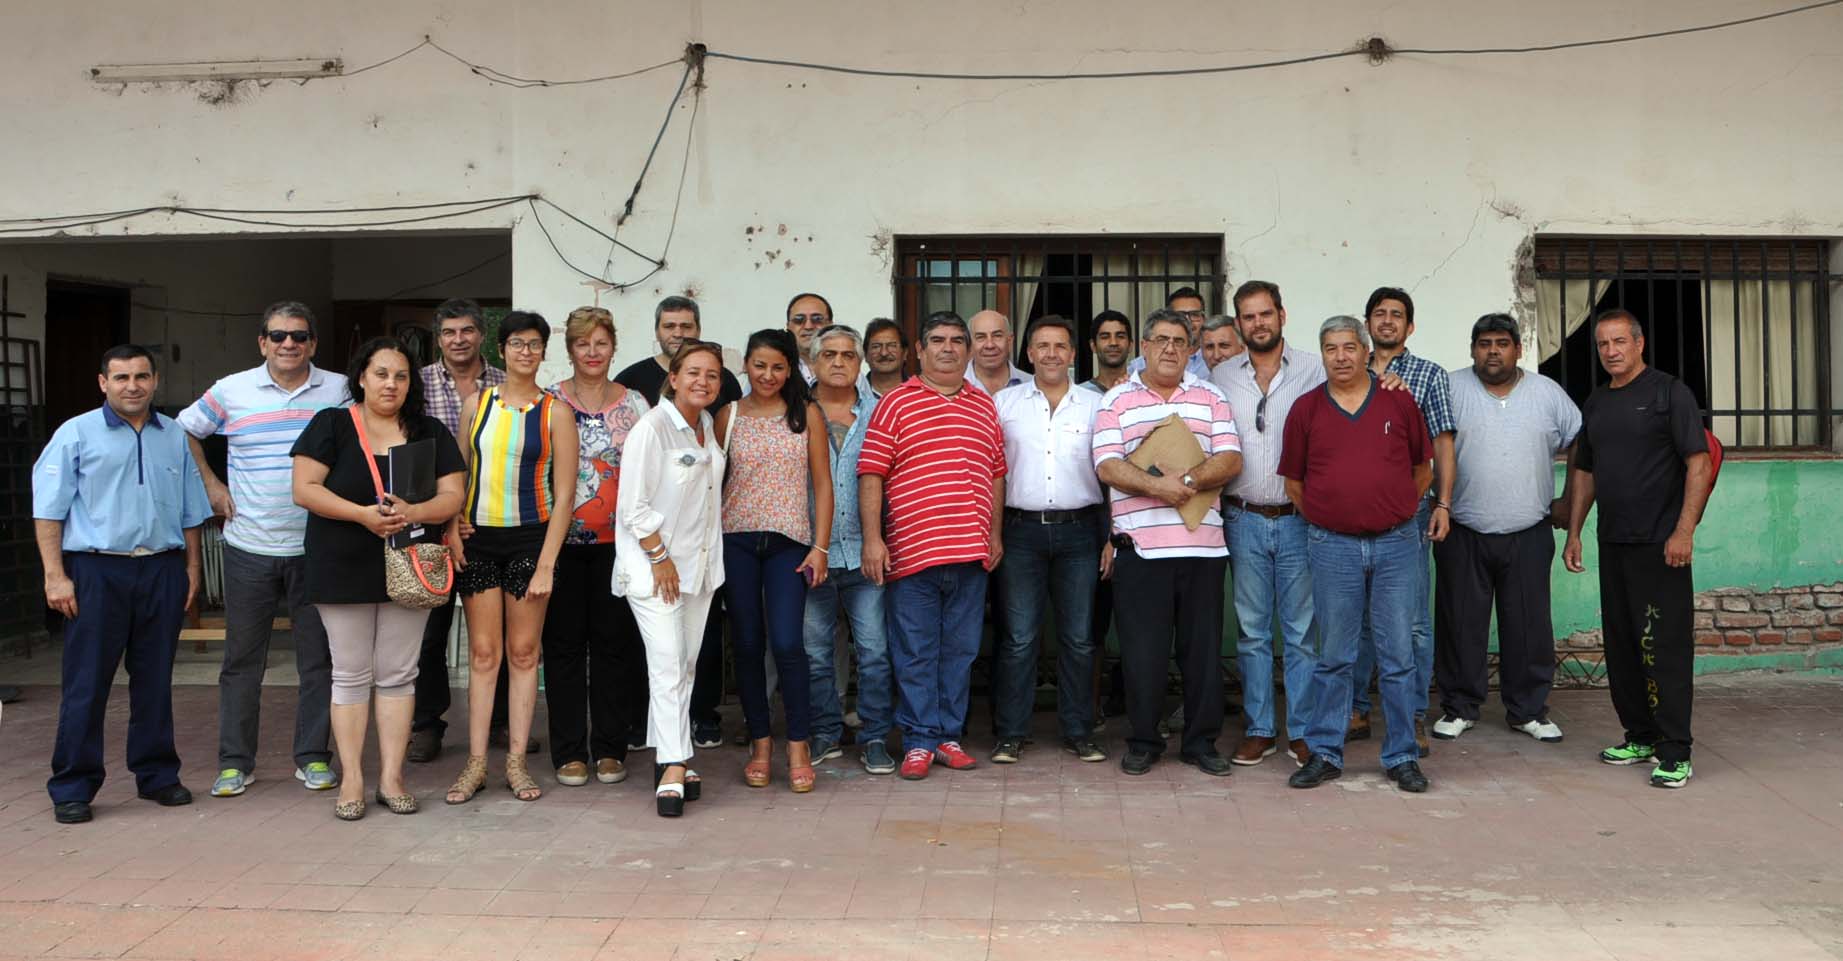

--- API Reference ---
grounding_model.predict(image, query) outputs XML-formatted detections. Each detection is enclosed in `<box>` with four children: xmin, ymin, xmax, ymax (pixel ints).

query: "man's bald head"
<box><xmin>968</xmin><ymin>310</ymin><xmax>1013</xmax><ymax>375</ymax></box>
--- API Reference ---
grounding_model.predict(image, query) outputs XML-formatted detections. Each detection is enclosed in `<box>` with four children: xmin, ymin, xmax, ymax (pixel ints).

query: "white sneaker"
<box><xmin>1430</xmin><ymin>714</ymin><xmax>1474</xmax><ymax>740</ymax></box>
<box><xmin>1511</xmin><ymin>718</ymin><xmax>1564</xmax><ymax>743</ymax></box>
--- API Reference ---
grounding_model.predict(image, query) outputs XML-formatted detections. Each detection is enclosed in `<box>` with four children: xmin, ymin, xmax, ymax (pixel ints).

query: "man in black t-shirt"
<box><xmin>612</xmin><ymin>295</ymin><xmax>739</xmax><ymax>751</ymax></box>
<box><xmin>1562</xmin><ymin>309</ymin><xmax>1713</xmax><ymax>789</ymax></box>
<box><xmin>613</xmin><ymin>295</ymin><xmax>742</xmax><ymax>407</ymax></box>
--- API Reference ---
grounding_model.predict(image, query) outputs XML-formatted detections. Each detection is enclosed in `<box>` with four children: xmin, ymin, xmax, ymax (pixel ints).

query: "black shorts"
<box><xmin>457</xmin><ymin>524</ymin><xmax>547</xmax><ymax>599</ymax></box>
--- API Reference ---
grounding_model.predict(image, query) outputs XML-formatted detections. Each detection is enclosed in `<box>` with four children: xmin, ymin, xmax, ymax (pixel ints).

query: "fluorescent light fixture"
<box><xmin>91</xmin><ymin>58</ymin><xmax>343</xmax><ymax>84</ymax></box>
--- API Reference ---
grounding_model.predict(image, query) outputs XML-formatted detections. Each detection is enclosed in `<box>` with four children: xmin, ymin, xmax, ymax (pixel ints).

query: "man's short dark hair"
<box><xmin>100</xmin><ymin>344</ymin><xmax>156</xmax><ymax>374</ymax></box>
<box><xmin>1471</xmin><ymin>313</ymin><xmax>1521</xmax><ymax>346</ymax></box>
<box><xmin>1024</xmin><ymin>314</ymin><xmax>1076</xmax><ymax>347</ymax></box>
<box><xmin>1232</xmin><ymin>280</ymin><xmax>1284</xmax><ymax>315</ymax></box>
<box><xmin>786</xmin><ymin>292</ymin><xmax>833</xmax><ymax>321</ymax></box>
<box><xmin>1594</xmin><ymin>307</ymin><xmax>1644</xmax><ymax>339</ymax></box>
<box><xmin>261</xmin><ymin>301</ymin><xmax>317</xmax><ymax>339</ymax></box>
<box><xmin>655</xmin><ymin>295</ymin><xmax>700</xmax><ymax>328</ymax></box>
<box><xmin>919</xmin><ymin>310</ymin><xmax>969</xmax><ymax>342</ymax></box>
<box><xmin>1364</xmin><ymin>287</ymin><xmax>1415</xmax><ymax>326</ymax></box>
<box><xmin>1142</xmin><ymin>308</ymin><xmax>1189</xmax><ymax>340</ymax></box>
<box><xmin>1166</xmin><ymin>286</ymin><xmax>1205</xmax><ymax>307</ymax></box>
<box><xmin>865</xmin><ymin>317</ymin><xmax>908</xmax><ymax>348</ymax></box>
<box><xmin>497</xmin><ymin>310</ymin><xmax>551</xmax><ymax>350</ymax></box>
<box><xmin>1092</xmin><ymin>309</ymin><xmax>1134</xmax><ymax>341</ymax></box>
<box><xmin>433</xmin><ymin>297</ymin><xmax>483</xmax><ymax>329</ymax></box>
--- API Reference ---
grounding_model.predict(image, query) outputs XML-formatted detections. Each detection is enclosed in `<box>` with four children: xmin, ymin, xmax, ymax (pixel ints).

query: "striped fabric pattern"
<box><xmin>177</xmin><ymin>365</ymin><xmax>348</xmax><ymax>557</ymax></box>
<box><xmin>857</xmin><ymin>377</ymin><xmax>1007</xmax><ymax>580</ymax></box>
<box><xmin>464</xmin><ymin>386</ymin><xmax>555</xmax><ymax>528</ymax></box>
<box><xmin>1091</xmin><ymin>373</ymin><xmax>1240</xmax><ymax>559</ymax></box>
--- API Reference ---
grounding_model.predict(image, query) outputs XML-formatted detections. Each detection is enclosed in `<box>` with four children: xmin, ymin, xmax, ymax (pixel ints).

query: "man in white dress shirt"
<box><xmin>966</xmin><ymin>310</ymin><xmax>1029</xmax><ymax>395</ymax></box>
<box><xmin>990</xmin><ymin>316</ymin><xmax>1109</xmax><ymax>765</ymax></box>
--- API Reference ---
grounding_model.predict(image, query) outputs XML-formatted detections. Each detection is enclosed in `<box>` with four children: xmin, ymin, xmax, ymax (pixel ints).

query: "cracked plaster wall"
<box><xmin>0</xmin><ymin>0</ymin><xmax>1839</xmax><ymax>377</ymax></box>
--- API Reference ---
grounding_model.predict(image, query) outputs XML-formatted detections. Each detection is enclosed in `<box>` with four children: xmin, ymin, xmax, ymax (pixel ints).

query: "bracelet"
<box><xmin>1433</xmin><ymin>503</ymin><xmax>1450</xmax><ymax>512</ymax></box>
<box><xmin>814</xmin><ymin>546</ymin><xmax>829</xmax><ymax>555</ymax></box>
<box><xmin>649</xmin><ymin>555</ymin><xmax>670</xmax><ymax>566</ymax></box>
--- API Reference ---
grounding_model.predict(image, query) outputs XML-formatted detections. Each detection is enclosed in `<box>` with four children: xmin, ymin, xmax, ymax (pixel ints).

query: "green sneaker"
<box><xmin>1649</xmin><ymin>760</ymin><xmax>1692</xmax><ymax>789</ymax></box>
<box><xmin>211</xmin><ymin>769</ymin><xmax>252</xmax><ymax>797</ymax></box>
<box><xmin>1599</xmin><ymin>742</ymin><xmax>1656</xmax><ymax>766</ymax></box>
<box><xmin>295</xmin><ymin>762</ymin><xmax>340</xmax><ymax>791</ymax></box>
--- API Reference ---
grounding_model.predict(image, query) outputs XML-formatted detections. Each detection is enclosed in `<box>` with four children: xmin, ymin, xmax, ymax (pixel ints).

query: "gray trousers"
<box><xmin>217</xmin><ymin>545</ymin><xmax>332</xmax><ymax>772</ymax></box>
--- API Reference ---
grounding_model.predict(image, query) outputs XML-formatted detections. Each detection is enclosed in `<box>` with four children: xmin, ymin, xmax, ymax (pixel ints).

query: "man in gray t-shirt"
<box><xmin>1430</xmin><ymin>315</ymin><xmax>1581</xmax><ymax>746</ymax></box>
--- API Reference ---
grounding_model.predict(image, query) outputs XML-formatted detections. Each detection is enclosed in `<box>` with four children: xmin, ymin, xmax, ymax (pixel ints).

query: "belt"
<box><xmin>85</xmin><ymin>547</ymin><xmax>164</xmax><ymax>558</ymax></box>
<box><xmin>1005</xmin><ymin>506</ymin><xmax>1102</xmax><ymax>525</ymax></box>
<box><xmin>1224</xmin><ymin>495</ymin><xmax>1295</xmax><ymax>519</ymax></box>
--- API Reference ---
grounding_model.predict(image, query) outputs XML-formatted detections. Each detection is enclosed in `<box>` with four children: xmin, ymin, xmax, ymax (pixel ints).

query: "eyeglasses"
<box><xmin>1175</xmin><ymin>310</ymin><xmax>1207</xmax><ymax>321</ymax></box>
<box><xmin>503</xmin><ymin>338</ymin><xmax>546</xmax><ymax>354</ymax></box>
<box><xmin>264</xmin><ymin>330</ymin><xmax>313</xmax><ymax>344</ymax></box>
<box><xmin>438</xmin><ymin>327</ymin><xmax>478</xmax><ymax>339</ymax></box>
<box><xmin>1145</xmin><ymin>334</ymin><xmax>1189</xmax><ymax>353</ymax></box>
<box><xmin>1255</xmin><ymin>393</ymin><xmax>1270</xmax><ymax>432</ymax></box>
<box><xmin>790</xmin><ymin>314</ymin><xmax>829</xmax><ymax>326</ymax></box>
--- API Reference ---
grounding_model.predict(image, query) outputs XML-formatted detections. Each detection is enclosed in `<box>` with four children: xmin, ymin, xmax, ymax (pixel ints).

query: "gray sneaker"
<box><xmin>211</xmin><ymin>769</ymin><xmax>253</xmax><ymax>797</ymax></box>
<box><xmin>861</xmin><ymin>740</ymin><xmax>897</xmax><ymax>775</ymax></box>
<box><xmin>811</xmin><ymin>736</ymin><xmax>844</xmax><ymax>765</ymax></box>
<box><xmin>295</xmin><ymin>762</ymin><xmax>340</xmax><ymax>791</ymax></box>
<box><xmin>991</xmin><ymin>738</ymin><xmax>1024</xmax><ymax>764</ymax></box>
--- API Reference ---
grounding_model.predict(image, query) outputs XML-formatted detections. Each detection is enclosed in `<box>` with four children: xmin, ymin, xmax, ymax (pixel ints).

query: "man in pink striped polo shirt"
<box><xmin>1093</xmin><ymin>308</ymin><xmax>1243</xmax><ymax>777</ymax></box>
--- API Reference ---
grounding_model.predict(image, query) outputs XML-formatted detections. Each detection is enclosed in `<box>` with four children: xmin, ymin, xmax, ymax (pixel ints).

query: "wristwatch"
<box><xmin>1181</xmin><ymin>472</ymin><xmax>1197</xmax><ymax>489</ymax></box>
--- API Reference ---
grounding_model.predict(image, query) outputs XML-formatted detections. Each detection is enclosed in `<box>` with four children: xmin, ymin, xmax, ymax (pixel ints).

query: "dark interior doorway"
<box><xmin>44</xmin><ymin>280</ymin><xmax>131</xmax><ymax>429</ymax></box>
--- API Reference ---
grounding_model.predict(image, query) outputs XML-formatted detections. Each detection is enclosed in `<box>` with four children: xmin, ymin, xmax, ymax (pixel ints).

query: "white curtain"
<box><xmin>1013</xmin><ymin>251</ymin><xmax>1046</xmax><ymax>333</ymax></box>
<box><xmin>1707</xmin><ymin>279</ymin><xmax>1820</xmax><ymax>447</ymax></box>
<box><xmin>1535</xmin><ymin>276</ymin><xmax>1611</xmax><ymax>364</ymax></box>
<box><xmin>1089</xmin><ymin>250</ymin><xmax>1217</xmax><ymax>331</ymax></box>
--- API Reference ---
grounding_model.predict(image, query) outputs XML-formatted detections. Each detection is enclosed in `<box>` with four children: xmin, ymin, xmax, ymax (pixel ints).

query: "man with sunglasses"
<box><xmin>784</xmin><ymin>292</ymin><xmax>828</xmax><ymax>385</ymax></box>
<box><xmin>1208</xmin><ymin>281</ymin><xmax>1323</xmax><ymax>768</ymax></box>
<box><xmin>179</xmin><ymin>301</ymin><xmax>348</xmax><ymax>799</ymax></box>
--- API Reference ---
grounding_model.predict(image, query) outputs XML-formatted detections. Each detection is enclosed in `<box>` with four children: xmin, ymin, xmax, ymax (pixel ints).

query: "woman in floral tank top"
<box><xmin>714</xmin><ymin>329</ymin><xmax>833</xmax><ymax>793</ymax></box>
<box><xmin>542</xmin><ymin>307</ymin><xmax>650</xmax><ymax>789</ymax></box>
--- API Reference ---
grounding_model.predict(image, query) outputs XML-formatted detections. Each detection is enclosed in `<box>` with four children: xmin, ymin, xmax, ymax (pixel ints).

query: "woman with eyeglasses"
<box><xmin>614</xmin><ymin>340</ymin><xmax>727</xmax><ymax>817</ymax></box>
<box><xmin>444</xmin><ymin>311</ymin><xmax>579</xmax><ymax>805</ymax></box>
<box><xmin>715</xmin><ymin>329</ymin><xmax>831</xmax><ymax>793</ymax></box>
<box><xmin>543</xmin><ymin>307</ymin><xmax>650</xmax><ymax>789</ymax></box>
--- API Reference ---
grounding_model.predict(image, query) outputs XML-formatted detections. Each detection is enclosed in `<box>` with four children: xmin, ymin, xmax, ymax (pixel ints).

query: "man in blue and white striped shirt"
<box><xmin>178</xmin><ymin>301</ymin><xmax>348</xmax><ymax>799</ymax></box>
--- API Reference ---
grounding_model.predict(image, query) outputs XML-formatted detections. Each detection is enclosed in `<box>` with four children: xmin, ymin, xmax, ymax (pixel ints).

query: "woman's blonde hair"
<box><xmin>564</xmin><ymin>306</ymin><xmax>617</xmax><ymax>350</ymax></box>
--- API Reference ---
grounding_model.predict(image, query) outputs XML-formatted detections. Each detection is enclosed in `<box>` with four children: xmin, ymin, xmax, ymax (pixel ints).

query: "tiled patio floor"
<box><xmin>0</xmin><ymin>665</ymin><xmax>1840</xmax><ymax>960</ymax></box>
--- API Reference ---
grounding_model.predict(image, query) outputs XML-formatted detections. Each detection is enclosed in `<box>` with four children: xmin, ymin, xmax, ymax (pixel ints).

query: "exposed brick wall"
<box><xmin>1557</xmin><ymin>582</ymin><xmax>1843</xmax><ymax>677</ymax></box>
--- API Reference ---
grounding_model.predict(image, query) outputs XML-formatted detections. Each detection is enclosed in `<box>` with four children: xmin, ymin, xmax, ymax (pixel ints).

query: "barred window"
<box><xmin>894</xmin><ymin>235</ymin><xmax>1224</xmax><ymax>379</ymax></box>
<box><xmin>1533</xmin><ymin>236</ymin><xmax>1838</xmax><ymax>451</ymax></box>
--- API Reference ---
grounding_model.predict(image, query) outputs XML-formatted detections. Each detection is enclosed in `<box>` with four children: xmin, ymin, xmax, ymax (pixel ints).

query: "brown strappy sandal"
<box><xmin>506</xmin><ymin>753</ymin><xmax>542</xmax><ymax>802</ymax></box>
<box><xmin>744</xmin><ymin>737</ymin><xmax>772</xmax><ymax>788</ymax></box>
<box><xmin>788</xmin><ymin>740</ymin><xmax>816</xmax><ymax>794</ymax></box>
<box><xmin>445</xmin><ymin>755</ymin><xmax>488</xmax><ymax>805</ymax></box>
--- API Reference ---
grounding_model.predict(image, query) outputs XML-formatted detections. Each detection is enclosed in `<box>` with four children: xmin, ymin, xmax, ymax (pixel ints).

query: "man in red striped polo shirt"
<box><xmin>859</xmin><ymin>310</ymin><xmax>1008</xmax><ymax>781</ymax></box>
<box><xmin>1093</xmin><ymin>308</ymin><xmax>1243</xmax><ymax>777</ymax></box>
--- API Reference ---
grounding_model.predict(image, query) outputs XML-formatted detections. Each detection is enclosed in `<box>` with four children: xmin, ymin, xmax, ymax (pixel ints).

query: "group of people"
<box><xmin>32</xmin><ymin>276</ymin><xmax>1713</xmax><ymax>825</ymax></box>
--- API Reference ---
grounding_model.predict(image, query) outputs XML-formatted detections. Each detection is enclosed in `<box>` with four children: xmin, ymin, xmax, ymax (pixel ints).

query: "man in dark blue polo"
<box><xmin>34</xmin><ymin>345</ymin><xmax>210</xmax><ymax>824</ymax></box>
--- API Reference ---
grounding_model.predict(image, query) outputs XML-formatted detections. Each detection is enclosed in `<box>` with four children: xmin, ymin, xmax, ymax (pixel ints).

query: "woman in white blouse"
<box><xmin>613</xmin><ymin>340</ymin><xmax>727</xmax><ymax>818</ymax></box>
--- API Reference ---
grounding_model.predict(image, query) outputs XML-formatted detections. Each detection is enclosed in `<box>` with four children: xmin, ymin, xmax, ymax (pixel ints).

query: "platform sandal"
<box><xmin>744</xmin><ymin>737</ymin><xmax>772</xmax><ymax>788</ymax></box>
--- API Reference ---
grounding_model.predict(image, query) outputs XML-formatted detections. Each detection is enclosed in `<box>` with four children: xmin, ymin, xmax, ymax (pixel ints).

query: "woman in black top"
<box><xmin>292</xmin><ymin>337</ymin><xmax>466</xmax><ymax>820</ymax></box>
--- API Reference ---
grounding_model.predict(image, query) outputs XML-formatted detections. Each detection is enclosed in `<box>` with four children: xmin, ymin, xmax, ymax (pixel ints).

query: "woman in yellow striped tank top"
<box><xmin>444</xmin><ymin>311</ymin><xmax>579</xmax><ymax>806</ymax></box>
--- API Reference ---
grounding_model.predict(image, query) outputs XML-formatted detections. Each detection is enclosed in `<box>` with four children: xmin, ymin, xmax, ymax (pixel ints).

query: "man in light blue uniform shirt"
<box><xmin>178</xmin><ymin>301</ymin><xmax>348</xmax><ymax>798</ymax></box>
<box><xmin>35</xmin><ymin>345</ymin><xmax>210</xmax><ymax>824</ymax></box>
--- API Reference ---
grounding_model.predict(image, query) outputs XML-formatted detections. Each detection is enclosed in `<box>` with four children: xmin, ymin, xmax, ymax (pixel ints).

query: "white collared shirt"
<box><xmin>612</xmin><ymin>401</ymin><xmax>727</xmax><ymax>598</ymax></box>
<box><xmin>965</xmin><ymin>361</ymin><xmax>1030</xmax><ymax>395</ymax></box>
<box><xmin>993</xmin><ymin>377</ymin><xmax>1104</xmax><ymax>511</ymax></box>
<box><xmin>1209</xmin><ymin>343</ymin><xmax>1326</xmax><ymax>507</ymax></box>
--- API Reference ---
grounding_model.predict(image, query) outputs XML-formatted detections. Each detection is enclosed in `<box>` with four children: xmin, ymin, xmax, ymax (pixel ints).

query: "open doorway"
<box><xmin>45</xmin><ymin>280</ymin><xmax>130</xmax><ymax>428</ymax></box>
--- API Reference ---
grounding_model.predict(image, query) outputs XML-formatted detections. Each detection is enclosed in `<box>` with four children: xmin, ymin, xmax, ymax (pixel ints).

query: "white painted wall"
<box><xmin>2</xmin><ymin>0</ymin><xmax>1839</xmax><ymax>388</ymax></box>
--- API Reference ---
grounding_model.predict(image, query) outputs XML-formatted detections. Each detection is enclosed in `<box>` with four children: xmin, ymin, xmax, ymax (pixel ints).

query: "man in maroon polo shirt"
<box><xmin>859</xmin><ymin>310</ymin><xmax>1007</xmax><ymax>781</ymax></box>
<box><xmin>1280</xmin><ymin>315</ymin><xmax>1435</xmax><ymax>794</ymax></box>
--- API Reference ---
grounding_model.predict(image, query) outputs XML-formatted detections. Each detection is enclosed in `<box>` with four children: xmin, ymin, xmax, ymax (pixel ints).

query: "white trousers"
<box><xmin>628</xmin><ymin>588</ymin><xmax>715</xmax><ymax>765</ymax></box>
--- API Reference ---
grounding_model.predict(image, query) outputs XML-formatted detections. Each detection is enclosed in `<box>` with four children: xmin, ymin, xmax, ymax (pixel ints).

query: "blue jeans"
<box><xmin>1353</xmin><ymin>497</ymin><xmax>1433</xmax><ymax>719</ymax></box>
<box><xmin>885</xmin><ymin>561</ymin><xmax>986</xmax><ymax>754</ymax></box>
<box><xmin>723</xmin><ymin>531</ymin><xmax>812</xmax><ymax>742</ymax></box>
<box><xmin>994</xmin><ymin>515</ymin><xmax>1101</xmax><ymax>740</ymax></box>
<box><xmin>802</xmin><ymin>566</ymin><xmax>892</xmax><ymax>744</ymax></box>
<box><xmin>1227</xmin><ymin>507</ymin><xmax>1317</xmax><ymax>740</ymax></box>
<box><xmin>1302</xmin><ymin>519</ymin><xmax>1423</xmax><ymax>771</ymax></box>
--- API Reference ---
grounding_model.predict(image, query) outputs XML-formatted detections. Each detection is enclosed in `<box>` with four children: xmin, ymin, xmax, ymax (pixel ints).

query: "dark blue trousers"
<box><xmin>886</xmin><ymin>561</ymin><xmax>987</xmax><ymax>754</ymax></box>
<box><xmin>48</xmin><ymin>551</ymin><xmax>188</xmax><ymax>804</ymax></box>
